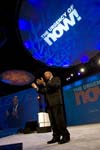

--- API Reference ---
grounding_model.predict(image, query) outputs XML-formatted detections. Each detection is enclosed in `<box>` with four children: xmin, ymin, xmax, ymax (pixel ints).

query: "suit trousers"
<box><xmin>47</xmin><ymin>104</ymin><xmax>70</xmax><ymax>139</ymax></box>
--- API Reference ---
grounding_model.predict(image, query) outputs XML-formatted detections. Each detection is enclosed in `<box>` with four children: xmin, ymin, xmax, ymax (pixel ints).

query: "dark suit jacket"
<box><xmin>6</xmin><ymin>104</ymin><xmax>23</xmax><ymax>128</ymax></box>
<box><xmin>38</xmin><ymin>77</ymin><xmax>63</xmax><ymax>107</ymax></box>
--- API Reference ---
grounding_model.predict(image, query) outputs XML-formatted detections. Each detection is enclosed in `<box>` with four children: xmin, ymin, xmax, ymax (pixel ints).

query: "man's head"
<box><xmin>44</xmin><ymin>71</ymin><xmax>53</xmax><ymax>80</ymax></box>
<box><xmin>12</xmin><ymin>96</ymin><xmax>18</xmax><ymax>106</ymax></box>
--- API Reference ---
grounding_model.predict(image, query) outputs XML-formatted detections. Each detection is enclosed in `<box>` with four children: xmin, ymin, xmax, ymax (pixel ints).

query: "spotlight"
<box><xmin>71</xmin><ymin>73</ymin><xmax>74</xmax><ymax>77</ymax></box>
<box><xmin>66</xmin><ymin>77</ymin><xmax>70</xmax><ymax>81</ymax></box>
<box><xmin>78</xmin><ymin>72</ymin><xmax>81</xmax><ymax>76</ymax></box>
<box><xmin>80</xmin><ymin>67</ymin><xmax>85</xmax><ymax>73</ymax></box>
<box><xmin>98</xmin><ymin>59</ymin><xmax>100</xmax><ymax>65</ymax></box>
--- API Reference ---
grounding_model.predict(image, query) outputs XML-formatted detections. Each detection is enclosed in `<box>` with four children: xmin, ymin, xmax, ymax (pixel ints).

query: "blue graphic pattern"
<box><xmin>18</xmin><ymin>0</ymin><xmax>100</xmax><ymax>67</ymax></box>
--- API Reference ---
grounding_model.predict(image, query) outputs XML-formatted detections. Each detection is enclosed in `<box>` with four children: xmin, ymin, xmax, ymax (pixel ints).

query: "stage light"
<box><xmin>78</xmin><ymin>72</ymin><xmax>81</xmax><ymax>76</ymax></box>
<box><xmin>66</xmin><ymin>77</ymin><xmax>71</xmax><ymax>81</ymax></box>
<box><xmin>18</xmin><ymin>19</ymin><xmax>30</xmax><ymax>31</ymax></box>
<box><xmin>80</xmin><ymin>67</ymin><xmax>85</xmax><ymax>73</ymax></box>
<box><xmin>0</xmin><ymin>70</ymin><xmax>35</xmax><ymax>86</ymax></box>
<box><xmin>71</xmin><ymin>73</ymin><xmax>74</xmax><ymax>77</ymax></box>
<box><xmin>97</xmin><ymin>59</ymin><xmax>100</xmax><ymax>65</ymax></box>
<box><xmin>80</xmin><ymin>55</ymin><xmax>89</xmax><ymax>63</ymax></box>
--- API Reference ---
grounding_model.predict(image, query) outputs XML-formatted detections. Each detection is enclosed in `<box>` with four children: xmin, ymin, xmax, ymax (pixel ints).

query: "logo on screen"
<box><xmin>41</xmin><ymin>5</ymin><xmax>82</xmax><ymax>46</ymax></box>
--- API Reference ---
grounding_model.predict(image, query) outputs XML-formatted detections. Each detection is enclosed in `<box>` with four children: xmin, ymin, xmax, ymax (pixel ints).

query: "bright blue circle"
<box><xmin>18</xmin><ymin>0</ymin><xmax>100</xmax><ymax>67</ymax></box>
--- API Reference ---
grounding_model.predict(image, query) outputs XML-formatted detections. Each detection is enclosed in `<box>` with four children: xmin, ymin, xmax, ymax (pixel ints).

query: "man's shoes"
<box><xmin>47</xmin><ymin>136</ymin><xmax>70</xmax><ymax>144</ymax></box>
<box><xmin>47</xmin><ymin>137</ymin><xmax>60</xmax><ymax>144</ymax></box>
<box><xmin>58</xmin><ymin>136</ymin><xmax>70</xmax><ymax>144</ymax></box>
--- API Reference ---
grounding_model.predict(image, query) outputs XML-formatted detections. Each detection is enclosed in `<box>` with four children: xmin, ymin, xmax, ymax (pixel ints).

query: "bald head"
<box><xmin>44</xmin><ymin>71</ymin><xmax>53</xmax><ymax>80</ymax></box>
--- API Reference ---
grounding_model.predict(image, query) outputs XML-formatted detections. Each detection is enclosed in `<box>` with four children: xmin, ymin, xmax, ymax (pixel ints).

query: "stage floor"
<box><xmin>0</xmin><ymin>123</ymin><xmax>100</xmax><ymax>150</ymax></box>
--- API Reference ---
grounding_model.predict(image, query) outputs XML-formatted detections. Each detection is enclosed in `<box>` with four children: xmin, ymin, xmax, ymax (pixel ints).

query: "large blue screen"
<box><xmin>18</xmin><ymin>0</ymin><xmax>100</xmax><ymax>67</ymax></box>
<box><xmin>63</xmin><ymin>73</ymin><xmax>100</xmax><ymax>126</ymax></box>
<box><xmin>0</xmin><ymin>88</ymin><xmax>39</xmax><ymax>129</ymax></box>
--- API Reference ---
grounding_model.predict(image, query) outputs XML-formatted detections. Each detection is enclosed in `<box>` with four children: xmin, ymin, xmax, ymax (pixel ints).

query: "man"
<box><xmin>31</xmin><ymin>71</ymin><xmax>70</xmax><ymax>144</ymax></box>
<box><xmin>6</xmin><ymin>96</ymin><xmax>23</xmax><ymax>128</ymax></box>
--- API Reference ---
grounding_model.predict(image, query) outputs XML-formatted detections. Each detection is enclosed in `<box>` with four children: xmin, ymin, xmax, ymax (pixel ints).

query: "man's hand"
<box><xmin>31</xmin><ymin>83</ymin><xmax>38</xmax><ymax>89</ymax></box>
<box><xmin>12</xmin><ymin>111</ymin><xmax>18</xmax><ymax>116</ymax></box>
<box><xmin>36</xmin><ymin>78</ymin><xmax>46</xmax><ymax>86</ymax></box>
<box><xmin>37</xmin><ymin>96</ymin><xmax>40</xmax><ymax>100</ymax></box>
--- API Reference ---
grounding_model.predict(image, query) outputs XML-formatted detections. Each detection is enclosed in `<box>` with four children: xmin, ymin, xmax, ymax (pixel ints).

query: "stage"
<box><xmin>0</xmin><ymin>123</ymin><xmax>100</xmax><ymax>150</ymax></box>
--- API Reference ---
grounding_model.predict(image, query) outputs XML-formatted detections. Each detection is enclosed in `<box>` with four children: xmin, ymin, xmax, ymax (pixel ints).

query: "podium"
<box><xmin>37</xmin><ymin>112</ymin><xmax>51</xmax><ymax>133</ymax></box>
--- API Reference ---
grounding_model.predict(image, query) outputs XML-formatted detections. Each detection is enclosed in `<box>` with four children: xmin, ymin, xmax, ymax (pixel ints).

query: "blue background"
<box><xmin>0</xmin><ymin>88</ymin><xmax>40</xmax><ymax>129</ymax></box>
<box><xmin>63</xmin><ymin>73</ymin><xmax>100</xmax><ymax>126</ymax></box>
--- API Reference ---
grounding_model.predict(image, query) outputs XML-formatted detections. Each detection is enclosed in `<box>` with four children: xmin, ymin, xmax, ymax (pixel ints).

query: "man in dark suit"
<box><xmin>6</xmin><ymin>96</ymin><xmax>23</xmax><ymax>128</ymax></box>
<box><xmin>31</xmin><ymin>71</ymin><xmax>70</xmax><ymax>144</ymax></box>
